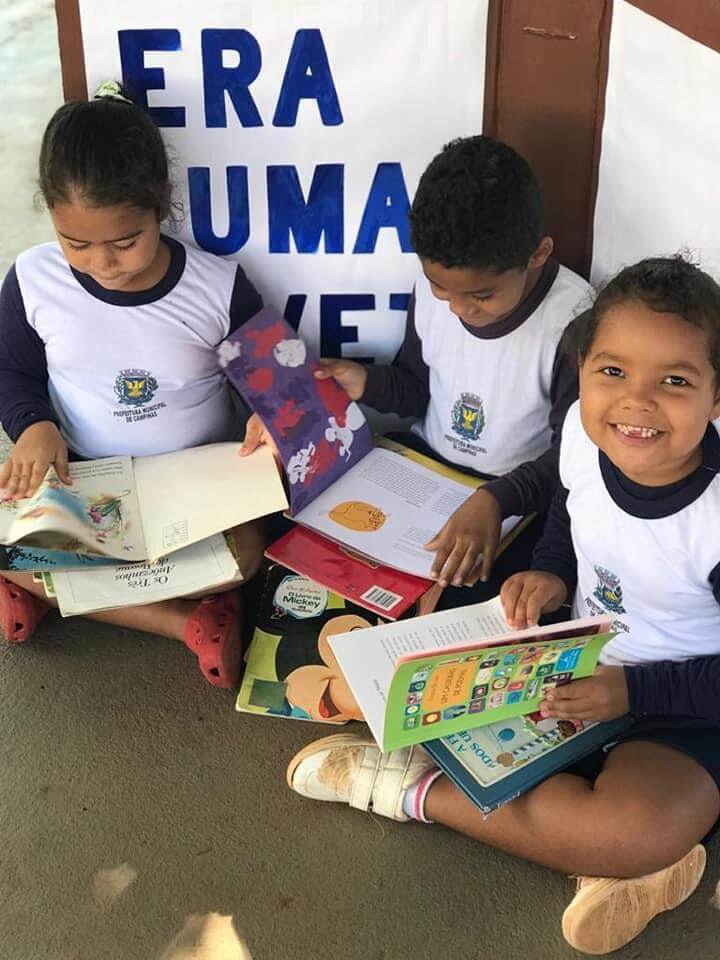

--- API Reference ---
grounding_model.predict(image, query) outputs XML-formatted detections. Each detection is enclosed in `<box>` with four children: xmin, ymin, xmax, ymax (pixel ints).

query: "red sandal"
<box><xmin>0</xmin><ymin>576</ymin><xmax>51</xmax><ymax>644</ymax></box>
<box><xmin>184</xmin><ymin>591</ymin><xmax>242</xmax><ymax>688</ymax></box>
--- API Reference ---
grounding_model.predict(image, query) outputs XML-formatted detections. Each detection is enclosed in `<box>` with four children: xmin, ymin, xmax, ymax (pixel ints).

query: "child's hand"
<box><xmin>313</xmin><ymin>359</ymin><xmax>367</xmax><ymax>400</ymax></box>
<box><xmin>539</xmin><ymin>666</ymin><xmax>630</xmax><ymax>722</ymax></box>
<box><xmin>424</xmin><ymin>488</ymin><xmax>502</xmax><ymax>587</ymax></box>
<box><xmin>501</xmin><ymin>570</ymin><xmax>567</xmax><ymax>628</ymax></box>
<box><xmin>239</xmin><ymin>413</ymin><xmax>278</xmax><ymax>459</ymax></box>
<box><xmin>0</xmin><ymin>421</ymin><xmax>70</xmax><ymax>499</ymax></box>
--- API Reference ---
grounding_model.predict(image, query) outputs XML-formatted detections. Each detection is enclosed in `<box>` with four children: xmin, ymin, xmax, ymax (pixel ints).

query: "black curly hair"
<box><xmin>38</xmin><ymin>85</ymin><xmax>172</xmax><ymax>219</ymax></box>
<box><xmin>570</xmin><ymin>256</ymin><xmax>720</xmax><ymax>384</ymax></box>
<box><xmin>409</xmin><ymin>135</ymin><xmax>544</xmax><ymax>271</ymax></box>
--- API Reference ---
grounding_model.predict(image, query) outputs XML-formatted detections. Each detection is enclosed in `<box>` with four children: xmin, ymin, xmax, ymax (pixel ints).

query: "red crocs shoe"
<box><xmin>0</xmin><ymin>576</ymin><xmax>51</xmax><ymax>644</ymax></box>
<box><xmin>184</xmin><ymin>591</ymin><xmax>242</xmax><ymax>689</ymax></box>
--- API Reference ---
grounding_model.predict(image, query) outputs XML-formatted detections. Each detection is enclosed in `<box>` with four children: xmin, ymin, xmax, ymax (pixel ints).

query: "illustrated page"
<box><xmin>437</xmin><ymin>714</ymin><xmax>600</xmax><ymax>788</ymax></box>
<box><xmin>294</xmin><ymin>447</ymin><xmax>520</xmax><ymax>578</ymax></box>
<box><xmin>383</xmin><ymin>629</ymin><xmax>613</xmax><ymax>750</ymax></box>
<box><xmin>218</xmin><ymin>306</ymin><xmax>374</xmax><ymax>514</ymax></box>
<box><xmin>329</xmin><ymin>597</ymin><xmax>509</xmax><ymax>744</ymax></box>
<box><xmin>0</xmin><ymin>458</ymin><xmax>146</xmax><ymax>560</ymax></box>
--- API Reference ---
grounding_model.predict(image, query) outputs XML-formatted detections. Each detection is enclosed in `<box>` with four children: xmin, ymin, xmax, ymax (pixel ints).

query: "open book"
<box><xmin>218</xmin><ymin>308</ymin><xmax>523</xmax><ymax>580</ymax></box>
<box><xmin>328</xmin><ymin>596</ymin><xmax>616</xmax><ymax>751</ymax></box>
<box><xmin>0</xmin><ymin>443</ymin><xmax>287</xmax><ymax>563</ymax></box>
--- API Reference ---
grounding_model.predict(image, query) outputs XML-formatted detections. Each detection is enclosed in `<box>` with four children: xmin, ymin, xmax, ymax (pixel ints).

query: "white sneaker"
<box><xmin>286</xmin><ymin>733</ymin><xmax>436</xmax><ymax>822</ymax></box>
<box><xmin>562</xmin><ymin>844</ymin><xmax>706</xmax><ymax>954</ymax></box>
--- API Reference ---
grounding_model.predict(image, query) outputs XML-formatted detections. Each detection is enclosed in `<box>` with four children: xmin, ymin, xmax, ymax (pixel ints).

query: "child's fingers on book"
<box><xmin>54</xmin><ymin>448</ymin><xmax>71</xmax><ymax>483</ymax></box>
<box><xmin>479</xmin><ymin>535</ymin><xmax>499</xmax><ymax>582</ymax></box>
<box><xmin>451</xmin><ymin>546</ymin><xmax>479</xmax><ymax>586</ymax></box>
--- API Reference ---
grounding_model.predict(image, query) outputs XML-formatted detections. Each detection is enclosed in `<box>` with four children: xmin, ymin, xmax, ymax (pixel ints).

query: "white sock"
<box><xmin>401</xmin><ymin>767</ymin><xmax>443</xmax><ymax>822</ymax></box>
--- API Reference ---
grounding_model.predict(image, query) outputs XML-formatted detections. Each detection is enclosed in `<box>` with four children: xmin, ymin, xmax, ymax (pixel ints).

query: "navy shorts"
<box><xmin>568</xmin><ymin>718</ymin><xmax>720</xmax><ymax>792</ymax></box>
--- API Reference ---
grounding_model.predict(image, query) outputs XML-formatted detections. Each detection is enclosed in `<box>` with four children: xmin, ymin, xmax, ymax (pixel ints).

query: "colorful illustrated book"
<box><xmin>264</xmin><ymin>526</ymin><xmax>439</xmax><ymax>620</ymax></box>
<box><xmin>0</xmin><ymin>443</ymin><xmax>286</xmax><ymax>563</ymax></box>
<box><xmin>219</xmin><ymin>308</ymin><xmax>522</xmax><ymax>579</ymax></box>
<box><xmin>236</xmin><ymin>563</ymin><xmax>386</xmax><ymax>723</ymax></box>
<box><xmin>423</xmin><ymin>713</ymin><xmax>633</xmax><ymax>814</ymax></box>
<box><xmin>329</xmin><ymin>596</ymin><xmax>616</xmax><ymax>750</ymax></box>
<box><xmin>46</xmin><ymin>534</ymin><xmax>239</xmax><ymax>616</ymax></box>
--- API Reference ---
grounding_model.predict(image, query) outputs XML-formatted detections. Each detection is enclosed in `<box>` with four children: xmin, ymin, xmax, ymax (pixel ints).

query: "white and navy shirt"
<box><xmin>0</xmin><ymin>236</ymin><xmax>261</xmax><ymax>458</ymax></box>
<box><xmin>533</xmin><ymin>403</ymin><xmax>720</xmax><ymax>664</ymax></box>
<box><xmin>362</xmin><ymin>259</ymin><xmax>592</xmax><ymax>517</ymax></box>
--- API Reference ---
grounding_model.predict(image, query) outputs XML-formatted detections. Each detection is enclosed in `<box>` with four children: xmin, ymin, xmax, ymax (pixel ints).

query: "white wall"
<box><xmin>592</xmin><ymin>1</ymin><xmax>720</xmax><ymax>285</ymax></box>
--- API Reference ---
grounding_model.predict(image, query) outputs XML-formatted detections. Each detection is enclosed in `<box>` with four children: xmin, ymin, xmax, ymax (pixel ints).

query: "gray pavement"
<box><xmin>0</xmin><ymin>3</ymin><xmax>718</xmax><ymax>958</ymax></box>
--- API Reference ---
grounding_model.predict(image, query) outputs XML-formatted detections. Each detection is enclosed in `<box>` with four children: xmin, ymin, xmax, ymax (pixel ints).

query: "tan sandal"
<box><xmin>561</xmin><ymin>844</ymin><xmax>706</xmax><ymax>954</ymax></box>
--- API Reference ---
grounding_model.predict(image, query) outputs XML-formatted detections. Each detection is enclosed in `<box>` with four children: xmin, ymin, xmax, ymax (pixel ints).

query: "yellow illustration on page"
<box><xmin>328</xmin><ymin>500</ymin><xmax>386</xmax><ymax>532</ymax></box>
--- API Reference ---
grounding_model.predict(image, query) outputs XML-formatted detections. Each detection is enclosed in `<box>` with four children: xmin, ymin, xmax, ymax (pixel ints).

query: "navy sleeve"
<box><xmin>228</xmin><ymin>264</ymin><xmax>263</xmax><ymax>334</ymax></box>
<box><xmin>530</xmin><ymin>484</ymin><xmax>577</xmax><ymax>596</ymax></box>
<box><xmin>0</xmin><ymin>266</ymin><xmax>58</xmax><ymax>442</ymax></box>
<box><xmin>361</xmin><ymin>292</ymin><xmax>430</xmax><ymax>418</ymax></box>
<box><xmin>625</xmin><ymin>658</ymin><xmax>720</xmax><ymax>724</ymax></box>
<box><xmin>624</xmin><ymin>562</ymin><xmax>720</xmax><ymax>722</ymax></box>
<box><xmin>483</xmin><ymin>328</ymin><xmax>579</xmax><ymax>517</ymax></box>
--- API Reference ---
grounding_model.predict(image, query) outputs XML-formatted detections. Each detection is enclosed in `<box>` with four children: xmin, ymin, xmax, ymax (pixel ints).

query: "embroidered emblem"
<box><xmin>451</xmin><ymin>392</ymin><xmax>485</xmax><ymax>441</ymax></box>
<box><xmin>592</xmin><ymin>565</ymin><xmax>626</xmax><ymax>614</ymax></box>
<box><xmin>114</xmin><ymin>369</ymin><xmax>158</xmax><ymax>407</ymax></box>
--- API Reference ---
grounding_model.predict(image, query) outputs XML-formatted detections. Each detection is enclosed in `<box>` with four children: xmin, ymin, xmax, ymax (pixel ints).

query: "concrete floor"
<box><xmin>1</xmin><ymin>3</ymin><xmax>719</xmax><ymax>958</ymax></box>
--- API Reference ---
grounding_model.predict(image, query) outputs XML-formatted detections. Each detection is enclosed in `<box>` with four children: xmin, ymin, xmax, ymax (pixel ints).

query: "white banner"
<box><xmin>78</xmin><ymin>0</ymin><xmax>488</xmax><ymax>361</ymax></box>
<box><xmin>592</xmin><ymin>1</ymin><xmax>720</xmax><ymax>285</ymax></box>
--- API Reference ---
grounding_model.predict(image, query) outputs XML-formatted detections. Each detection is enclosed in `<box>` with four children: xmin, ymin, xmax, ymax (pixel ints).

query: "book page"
<box><xmin>50</xmin><ymin>534</ymin><xmax>238</xmax><ymax>616</ymax></box>
<box><xmin>294</xmin><ymin>447</ymin><xmax>520</xmax><ymax>578</ymax></box>
<box><xmin>0</xmin><ymin>458</ymin><xmax>147</xmax><ymax>560</ymax></box>
<box><xmin>133</xmin><ymin>443</ymin><xmax>288</xmax><ymax>560</ymax></box>
<box><xmin>383</xmin><ymin>630</ymin><xmax>612</xmax><ymax>750</ymax></box>
<box><xmin>329</xmin><ymin>597</ymin><xmax>509</xmax><ymax>743</ymax></box>
<box><xmin>218</xmin><ymin>306</ymin><xmax>374</xmax><ymax>513</ymax></box>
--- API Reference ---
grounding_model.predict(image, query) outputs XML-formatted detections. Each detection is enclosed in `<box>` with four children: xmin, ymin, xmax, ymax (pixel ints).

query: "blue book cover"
<box><xmin>423</xmin><ymin>712</ymin><xmax>634</xmax><ymax>814</ymax></box>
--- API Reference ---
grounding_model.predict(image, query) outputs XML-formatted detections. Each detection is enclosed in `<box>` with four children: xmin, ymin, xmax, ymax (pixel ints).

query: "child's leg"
<box><xmin>425</xmin><ymin>740</ymin><xmax>719</xmax><ymax>877</ymax></box>
<box><xmin>1</xmin><ymin>519</ymin><xmax>265</xmax><ymax>686</ymax></box>
<box><xmin>288</xmin><ymin>734</ymin><xmax>718</xmax><ymax>953</ymax></box>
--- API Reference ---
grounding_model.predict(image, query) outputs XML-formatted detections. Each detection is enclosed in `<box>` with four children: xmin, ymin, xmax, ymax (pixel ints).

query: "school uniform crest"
<box><xmin>592</xmin><ymin>565</ymin><xmax>626</xmax><ymax>614</ymax></box>
<box><xmin>114</xmin><ymin>369</ymin><xmax>158</xmax><ymax>406</ymax></box>
<box><xmin>451</xmin><ymin>392</ymin><xmax>485</xmax><ymax>441</ymax></box>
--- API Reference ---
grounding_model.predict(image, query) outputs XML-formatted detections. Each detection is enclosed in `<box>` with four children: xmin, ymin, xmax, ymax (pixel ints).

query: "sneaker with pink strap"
<box><xmin>286</xmin><ymin>733</ymin><xmax>436</xmax><ymax>821</ymax></box>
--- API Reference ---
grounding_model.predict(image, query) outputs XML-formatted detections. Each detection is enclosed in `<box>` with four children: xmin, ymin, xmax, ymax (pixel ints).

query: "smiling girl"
<box><xmin>285</xmin><ymin>257</ymin><xmax>720</xmax><ymax>954</ymax></box>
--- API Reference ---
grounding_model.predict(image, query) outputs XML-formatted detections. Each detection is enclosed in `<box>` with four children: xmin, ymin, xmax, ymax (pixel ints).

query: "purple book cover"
<box><xmin>218</xmin><ymin>306</ymin><xmax>374</xmax><ymax>514</ymax></box>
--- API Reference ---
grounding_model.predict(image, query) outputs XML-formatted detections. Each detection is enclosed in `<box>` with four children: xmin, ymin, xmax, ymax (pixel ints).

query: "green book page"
<box><xmin>382</xmin><ymin>629</ymin><xmax>614</xmax><ymax>750</ymax></box>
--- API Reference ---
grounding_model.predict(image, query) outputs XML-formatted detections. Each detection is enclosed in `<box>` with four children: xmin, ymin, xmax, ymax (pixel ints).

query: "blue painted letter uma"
<box><xmin>201</xmin><ymin>29</ymin><xmax>263</xmax><ymax>128</ymax></box>
<box><xmin>354</xmin><ymin>163</ymin><xmax>412</xmax><ymax>253</ymax></box>
<box><xmin>118</xmin><ymin>29</ymin><xmax>185</xmax><ymax>127</ymax></box>
<box><xmin>273</xmin><ymin>29</ymin><xmax>343</xmax><ymax>127</ymax></box>
<box><xmin>188</xmin><ymin>166</ymin><xmax>250</xmax><ymax>255</ymax></box>
<box><xmin>267</xmin><ymin>164</ymin><xmax>344</xmax><ymax>253</ymax></box>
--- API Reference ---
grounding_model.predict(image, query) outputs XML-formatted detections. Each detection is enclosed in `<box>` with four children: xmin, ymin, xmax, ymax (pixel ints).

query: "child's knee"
<box><xmin>594</xmin><ymin>799</ymin><xmax>703</xmax><ymax>877</ymax></box>
<box><xmin>227</xmin><ymin>520</ymin><xmax>265</xmax><ymax>581</ymax></box>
